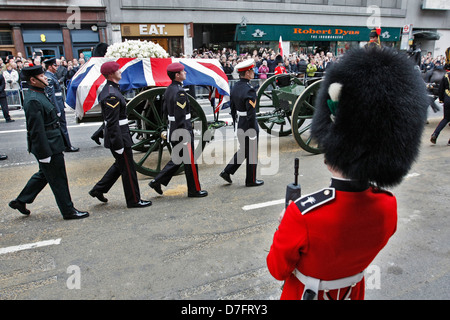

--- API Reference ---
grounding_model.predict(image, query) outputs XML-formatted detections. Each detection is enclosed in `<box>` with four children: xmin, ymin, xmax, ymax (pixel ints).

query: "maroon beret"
<box><xmin>100</xmin><ymin>61</ymin><xmax>120</xmax><ymax>76</ymax></box>
<box><xmin>167</xmin><ymin>62</ymin><xmax>184</xmax><ymax>73</ymax></box>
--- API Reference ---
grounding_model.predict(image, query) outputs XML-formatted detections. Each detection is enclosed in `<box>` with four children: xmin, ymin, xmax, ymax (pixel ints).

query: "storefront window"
<box><xmin>336</xmin><ymin>41</ymin><xmax>359</xmax><ymax>55</ymax></box>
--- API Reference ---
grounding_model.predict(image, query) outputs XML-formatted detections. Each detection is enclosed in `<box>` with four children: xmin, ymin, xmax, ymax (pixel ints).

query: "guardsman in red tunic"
<box><xmin>267</xmin><ymin>47</ymin><xmax>429</xmax><ymax>300</ymax></box>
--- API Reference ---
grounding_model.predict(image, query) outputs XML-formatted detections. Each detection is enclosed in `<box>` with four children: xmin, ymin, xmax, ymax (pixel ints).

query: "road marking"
<box><xmin>242</xmin><ymin>198</ymin><xmax>284</xmax><ymax>211</ymax></box>
<box><xmin>0</xmin><ymin>238</ymin><xmax>61</xmax><ymax>255</ymax></box>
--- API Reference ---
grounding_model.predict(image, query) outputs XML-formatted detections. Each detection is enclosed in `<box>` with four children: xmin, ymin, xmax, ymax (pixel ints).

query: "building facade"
<box><xmin>0</xmin><ymin>0</ymin><xmax>106</xmax><ymax>60</ymax></box>
<box><xmin>1</xmin><ymin>0</ymin><xmax>449</xmax><ymax>60</ymax></box>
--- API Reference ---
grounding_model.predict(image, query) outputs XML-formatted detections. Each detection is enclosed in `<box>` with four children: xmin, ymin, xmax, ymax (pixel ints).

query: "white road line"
<box><xmin>242</xmin><ymin>199</ymin><xmax>284</xmax><ymax>211</ymax></box>
<box><xmin>0</xmin><ymin>238</ymin><xmax>61</xmax><ymax>255</ymax></box>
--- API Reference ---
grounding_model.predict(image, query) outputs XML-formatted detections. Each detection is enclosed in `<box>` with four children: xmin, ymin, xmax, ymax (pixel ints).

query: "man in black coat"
<box><xmin>44</xmin><ymin>57</ymin><xmax>79</xmax><ymax>152</ymax></box>
<box><xmin>9</xmin><ymin>66</ymin><xmax>88</xmax><ymax>220</ymax></box>
<box><xmin>220</xmin><ymin>59</ymin><xmax>264</xmax><ymax>187</ymax></box>
<box><xmin>89</xmin><ymin>61</ymin><xmax>152</xmax><ymax>208</ymax></box>
<box><xmin>0</xmin><ymin>72</ymin><xmax>15</xmax><ymax>122</ymax></box>
<box><xmin>148</xmin><ymin>62</ymin><xmax>207</xmax><ymax>198</ymax></box>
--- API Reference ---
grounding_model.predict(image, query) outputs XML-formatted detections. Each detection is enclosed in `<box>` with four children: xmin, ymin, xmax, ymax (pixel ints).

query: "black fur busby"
<box><xmin>311</xmin><ymin>47</ymin><xmax>428</xmax><ymax>188</ymax></box>
<box><xmin>92</xmin><ymin>42</ymin><xmax>108</xmax><ymax>57</ymax></box>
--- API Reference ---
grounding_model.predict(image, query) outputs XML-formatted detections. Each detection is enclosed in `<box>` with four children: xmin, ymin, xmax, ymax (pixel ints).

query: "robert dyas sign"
<box><xmin>236</xmin><ymin>25</ymin><xmax>401</xmax><ymax>42</ymax></box>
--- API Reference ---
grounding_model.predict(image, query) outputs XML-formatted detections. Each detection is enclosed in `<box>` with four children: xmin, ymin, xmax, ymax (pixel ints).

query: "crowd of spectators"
<box><xmin>0</xmin><ymin>45</ymin><xmax>447</xmax><ymax>92</ymax></box>
<box><xmin>0</xmin><ymin>50</ymin><xmax>87</xmax><ymax>89</ymax></box>
<box><xmin>187</xmin><ymin>47</ymin><xmax>336</xmax><ymax>80</ymax></box>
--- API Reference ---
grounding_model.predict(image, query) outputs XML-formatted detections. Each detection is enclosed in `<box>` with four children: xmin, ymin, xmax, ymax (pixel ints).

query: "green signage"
<box><xmin>235</xmin><ymin>24</ymin><xmax>401</xmax><ymax>42</ymax></box>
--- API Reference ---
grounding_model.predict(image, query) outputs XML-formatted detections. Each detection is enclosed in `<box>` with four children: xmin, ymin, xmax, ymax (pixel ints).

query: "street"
<box><xmin>0</xmin><ymin>103</ymin><xmax>449</xmax><ymax>300</ymax></box>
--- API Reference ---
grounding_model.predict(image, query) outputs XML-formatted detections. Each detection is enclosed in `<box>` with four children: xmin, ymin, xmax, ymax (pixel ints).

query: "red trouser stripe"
<box><xmin>187</xmin><ymin>142</ymin><xmax>200</xmax><ymax>191</ymax></box>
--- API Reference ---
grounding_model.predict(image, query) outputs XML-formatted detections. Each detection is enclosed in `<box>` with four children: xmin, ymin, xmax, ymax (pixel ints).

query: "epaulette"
<box><xmin>294</xmin><ymin>188</ymin><xmax>335</xmax><ymax>215</ymax></box>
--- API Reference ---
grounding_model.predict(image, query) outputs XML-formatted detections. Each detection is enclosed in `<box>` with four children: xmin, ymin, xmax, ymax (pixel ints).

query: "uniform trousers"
<box><xmin>224</xmin><ymin>132</ymin><xmax>258</xmax><ymax>184</ymax></box>
<box><xmin>153</xmin><ymin>138</ymin><xmax>201</xmax><ymax>193</ymax></box>
<box><xmin>91</xmin><ymin>147</ymin><xmax>140</xmax><ymax>206</ymax></box>
<box><xmin>17</xmin><ymin>152</ymin><xmax>74</xmax><ymax>216</ymax></box>
<box><xmin>0</xmin><ymin>96</ymin><xmax>12</xmax><ymax>121</ymax></box>
<box><xmin>56</xmin><ymin>103</ymin><xmax>72</xmax><ymax>147</ymax></box>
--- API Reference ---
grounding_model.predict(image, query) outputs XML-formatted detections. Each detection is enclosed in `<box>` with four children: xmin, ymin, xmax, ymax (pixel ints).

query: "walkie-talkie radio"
<box><xmin>285</xmin><ymin>158</ymin><xmax>301</xmax><ymax>208</ymax></box>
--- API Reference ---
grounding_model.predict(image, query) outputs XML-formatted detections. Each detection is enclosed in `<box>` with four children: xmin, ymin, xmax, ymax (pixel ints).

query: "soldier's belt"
<box><xmin>104</xmin><ymin>119</ymin><xmax>129</xmax><ymax>126</ymax></box>
<box><xmin>293</xmin><ymin>268</ymin><xmax>365</xmax><ymax>300</ymax></box>
<box><xmin>237</xmin><ymin>111</ymin><xmax>247</xmax><ymax>116</ymax></box>
<box><xmin>168</xmin><ymin>113</ymin><xmax>191</xmax><ymax>122</ymax></box>
<box><xmin>55</xmin><ymin>92</ymin><xmax>62</xmax><ymax>97</ymax></box>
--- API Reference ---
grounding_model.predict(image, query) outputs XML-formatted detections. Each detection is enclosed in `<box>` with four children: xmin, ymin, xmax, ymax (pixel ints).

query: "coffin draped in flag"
<box><xmin>65</xmin><ymin>57</ymin><xmax>230</xmax><ymax>119</ymax></box>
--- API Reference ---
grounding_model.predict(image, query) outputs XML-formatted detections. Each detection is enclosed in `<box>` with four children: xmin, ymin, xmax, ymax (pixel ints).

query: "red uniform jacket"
<box><xmin>267</xmin><ymin>178</ymin><xmax>397</xmax><ymax>300</ymax></box>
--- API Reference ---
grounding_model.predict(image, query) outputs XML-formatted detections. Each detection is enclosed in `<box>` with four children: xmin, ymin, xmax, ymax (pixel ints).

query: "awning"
<box><xmin>413</xmin><ymin>30</ymin><xmax>440</xmax><ymax>40</ymax></box>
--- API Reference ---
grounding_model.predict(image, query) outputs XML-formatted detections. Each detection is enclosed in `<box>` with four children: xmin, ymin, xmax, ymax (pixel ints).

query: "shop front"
<box><xmin>120</xmin><ymin>23</ymin><xmax>186</xmax><ymax>57</ymax></box>
<box><xmin>235</xmin><ymin>24</ymin><xmax>401</xmax><ymax>56</ymax></box>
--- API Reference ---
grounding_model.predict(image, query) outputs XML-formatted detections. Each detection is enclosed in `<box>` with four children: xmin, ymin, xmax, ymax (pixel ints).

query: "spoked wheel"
<box><xmin>126</xmin><ymin>87</ymin><xmax>207</xmax><ymax>177</ymax></box>
<box><xmin>291</xmin><ymin>80</ymin><xmax>323</xmax><ymax>154</ymax></box>
<box><xmin>255</xmin><ymin>74</ymin><xmax>304</xmax><ymax>136</ymax></box>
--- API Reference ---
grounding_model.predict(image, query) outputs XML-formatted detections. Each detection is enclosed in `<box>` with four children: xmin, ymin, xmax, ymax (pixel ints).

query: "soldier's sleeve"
<box><xmin>266</xmin><ymin>203</ymin><xmax>309</xmax><ymax>281</ymax></box>
<box><xmin>245</xmin><ymin>87</ymin><xmax>258</xmax><ymax>130</ymax></box>
<box><xmin>44</xmin><ymin>76</ymin><xmax>58</xmax><ymax>109</ymax></box>
<box><xmin>173</xmin><ymin>90</ymin><xmax>188</xmax><ymax>129</ymax></box>
<box><xmin>26</xmin><ymin>100</ymin><xmax>52</xmax><ymax>159</ymax></box>
<box><xmin>102</xmin><ymin>94</ymin><xmax>123</xmax><ymax>150</ymax></box>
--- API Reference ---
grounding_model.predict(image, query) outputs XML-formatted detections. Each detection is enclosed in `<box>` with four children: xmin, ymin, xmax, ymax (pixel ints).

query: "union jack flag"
<box><xmin>65</xmin><ymin>57</ymin><xmax>230</xmax><ymax>119</ymax></box>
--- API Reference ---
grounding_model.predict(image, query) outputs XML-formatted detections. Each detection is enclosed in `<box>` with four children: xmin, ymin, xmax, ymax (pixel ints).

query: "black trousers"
<box><xmin>0</xmin><ymin>96</ymin><xmax>12</xmax><ymax>121</ymax></box>
<box><xmin>92</xmin><ymin>147</ymin><xmax>141</xmax><ymax>206</ymax></box>
<box><xmin>224</xmin><ymin>132</ymin><xmax>258</xmax><ymax>184</ymax></box>
<box><xmin>17</xmin><ymin>152</ymin><xmax>74</xmax><ymax>216</ymax></box>
<box><xmin>153</xmin><ymin>139</ymin><xmax>201</xmax><ymax>194</ymax></box>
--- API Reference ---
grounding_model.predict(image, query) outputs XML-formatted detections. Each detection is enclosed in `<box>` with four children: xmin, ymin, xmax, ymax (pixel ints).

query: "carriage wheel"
<box><xmin>126</xmin><ymin>87</ymin><xmax>207</xmax><ymax>177</ymax></box>
<box><xmin>291</xmin><ymin>80</ymin><xmax>323</xmax><ymax>154</ymax></box>
<box><xmin>255</xmin><ymin>74</ymin><xmax>304</xmax><ymax>136</ymax></box>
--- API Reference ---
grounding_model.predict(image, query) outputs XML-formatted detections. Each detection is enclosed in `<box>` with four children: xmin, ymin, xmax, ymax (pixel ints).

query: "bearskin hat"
<box><xmin>311</xmin><ymin>47</ymin><xmax>428</xmax><ymax>188</ymax></box>
<box><xmin>92</xmin><ymin>42</ymin><xmax>108</xmax><ymax>57</ymax></box>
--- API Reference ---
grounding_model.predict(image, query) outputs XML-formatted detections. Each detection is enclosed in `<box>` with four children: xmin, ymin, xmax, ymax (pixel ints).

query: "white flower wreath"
<box><xmin>105</xmin><ymin>39</ymin><xmax>169</xmax><ymax>58</ymax></box>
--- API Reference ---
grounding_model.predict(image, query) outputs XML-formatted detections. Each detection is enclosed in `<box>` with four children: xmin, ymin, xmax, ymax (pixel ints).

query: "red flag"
<box><xmin>279</xmin><ymin>36</ymin><xmax>284</xmax><ymax>57</ymax></box>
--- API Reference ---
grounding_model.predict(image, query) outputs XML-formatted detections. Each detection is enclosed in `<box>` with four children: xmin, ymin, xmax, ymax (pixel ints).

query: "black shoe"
<box><xmin>188</xmin><ymin>190</ymin><xmax>208</xmax><ymax>198</ymax></box>
<box><xmin>65</xmin><ymin>146</ymin><xmax>80</xmax><ymax>152</ymax></box>
<box><xmin>91</xmin><ymin>135</ymin><xmax>101</xmax><ymax>145</ymax></box>
<box><xmin>430</xmin><ymin>135</ymin><xmax>437</xmax><ymax>144</ymax></box>
<box><xmin>0</xmin><ymin>154</ymin><xmax>7</xmax><ymax>160</ymax></box>
<box><xmin>246</xmin><ymin>180</ymin><xmax>264</xmax><ymax>187</ymax></box>
<box><xmin>6</xmin><ymin>119</ymin><xmax>15</xmax><ymax>123</ymax></box>
<box><xmin>63</xmin><ymin>208</ymin><xmax>89</xmax><ymax>220</ymax></box>
<box><xmin>219</xmin><ymin>171</ymin><xmax>232</xmax><ymax>184</ymax></box>
<box><xmin>89</xmin><ymin>189</ymin><xmax>108</xmax><ymax>203</ymax></box>
<box><xmin>127</xmin><ymin>200</ymin><xmax>152</xmax><ymax>208</ymax></box>
<box><xmin>9</xmin><ymin>199</ymin><xmax>30</xmax><ymax>216</ymax></box>
<box><xmin>149</xmin><ymin>180</ymin><xmax>163</xmax><ymax>195</ymax></box>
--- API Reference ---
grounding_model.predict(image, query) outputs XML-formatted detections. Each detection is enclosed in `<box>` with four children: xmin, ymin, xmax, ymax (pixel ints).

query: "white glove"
<box><xmin>39</xmin><ymin>156</ymin><xmax>51</xmax><ymax>163</ymax></box>
<box><xmin>115</xmin><ymin>148</ymin><xmax>124</xmax><ymax>154</ymax></box>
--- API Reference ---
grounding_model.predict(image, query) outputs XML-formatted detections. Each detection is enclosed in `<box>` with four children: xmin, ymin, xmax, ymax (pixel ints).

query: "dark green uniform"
<box><xmin>15</xmin><ymin>86</ymin><xmax>75</xmax><ymax>217</ymax></box>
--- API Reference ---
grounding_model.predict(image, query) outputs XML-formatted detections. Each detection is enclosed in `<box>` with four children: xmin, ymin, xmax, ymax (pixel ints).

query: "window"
<box><xmin>0</xmin><ymin>31</ymin><xmax>13</xmax><ymax>45</ymax></box>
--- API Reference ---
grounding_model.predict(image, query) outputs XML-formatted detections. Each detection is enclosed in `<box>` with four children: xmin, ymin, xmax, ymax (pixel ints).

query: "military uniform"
<box><xmin>150</xmin><ymin>65</ymin><xmax>206</xmax><ymax>197</ymax></box>
<box><xmin>9</xmin><ymin>66</ymin><xmax>88</xmax><ymax>220</ymax></box>
<box><xmin>90</xmin><ymin>77</ymin><xmax>150</xmax><ymax>208</ymax></box>
<box><xmin>267</xmin><ymin>48</ymin><xmax>429</xmax><ymax>300</ymax></box>
<box><xmin>221</xmin><ymin>59</ymin><xmax>263</xmax><ymax>186</ymax></box>
<box><xmin>44</xmin><ymin>58</ymin><xmax>77</xmax><ymax>152</ymax></box>
<box><xmin>267</xmin><ymin>179</ymin><xmax>397</xmax><ymax>300</ymax></box>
